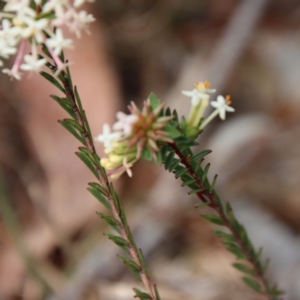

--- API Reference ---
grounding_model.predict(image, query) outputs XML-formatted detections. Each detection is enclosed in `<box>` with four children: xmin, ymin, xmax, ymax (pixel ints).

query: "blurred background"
<box><xmin>1</xmin><ymin>0</ymin><xmax>300</xmax><ymax>299</ymax></box>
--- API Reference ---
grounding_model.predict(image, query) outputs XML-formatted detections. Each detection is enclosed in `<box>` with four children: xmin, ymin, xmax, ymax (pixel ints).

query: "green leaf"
<box><xmin>202</xmin><ymin>163</ymin><xmax>210</xmax><ymax>181</ymax></box>
<box><xmin>159</xmin><ymin>144</ymin><xmax>169</xmax><ymax>160</ymax></box>
<box><xmin>63</xmin><ymin>118</ymin><xmax>84</xmax><ymax>133</ymax></box>
<box><xmin>74</xmin><ymin>85</ymin><xmax>84</xmax><ymax>113</ymax></box>
<box><xmin>202</xmin><ymin>214</ymin><xmax>225</xmax><ymax>226</ymax></box>
<box><xmin>164</xmin><ymin>123</ymin><xmax>182</xmax><ymax>139</ymax></box>
<box><xmin>242</xmin><ymin>277</ymin><xmax>262</xmax><ymax>293</ymax></box>
<box><xmin>119</xmin><ymin>255</ymin><xmax>141</xmax><ymax>281</ymax></box>
<box><xmin>109</xmin><ymin>183</ymin><xmax>121</xmax><ymax>212</ymax></box>
<box><xmin>188</xmin><ymin>188</ymin><xmax>205</xmax><ymax>195</ymax></box>
<box><xmin>209</xmin><ymin>174</ymin><xmax>218</xmax><ymax>192</ymax></box>
<box><xmin>142</xmin><ymin>147</ymin><xmax>153</xmax><ymax>161</ymax></box>
<box><xmin>175</xmin><ymin>166</ymin><xmax>187</xmax><ymax>178</ymax></box>
<box><xmin>79</xmin><ymin>147</ymin><xmax>100</xmax><ymax>168</ymax></box>
<box><xmin>154</xmin><ymin>285</ymin><xmax>161</xmax><ymax>300</ymax></box>
<box><xmin>40</xmin><ymin>71</ymin><xmax>65</xmax><ymax>93</ymax></box>
<box><xmin>172</xmin><ymin>109</ymin><xmax>179</xmax><ymax>122</ymax></box>
<box><xmin>138</xmin><ymin>249</ymin><xmax>150</xmax><ymax>278</ymax></box>
<box><xmin>165</xmin><ymin>107</ymin><xmax>171</xmax><ymax>116</ymax></box>
<box><xmin>97</xmin><ymin>212</ymin><xmax>120</xmax><ymax>233</ymax></box>
<box><xmin>233</xmin><ymin>263</ymin><xmax>255</xmax><ymax>276</ymax></box>
<box><xmin>169</xmin><ymin>158</ymin><xmax>180</xmax><ymax>171</ymax></box>
<box><xmin>181</xmin><ymin>178</ymin><xmax>196</xmax><ymax>187</ymax></box>
<box><xmin>214</xmin><ymin>230</ymin><xmax>235</xmax><ymax>242</ymax></box>
<box><xmin>149</xmin><ymin>92</ymin><xmax>161</xmax><ymax>110</ymax></box>
<box><xmin>155</xmin><ymin>150</ymin><xmax>162</xmax><ymax>165</ymax></box>
<box><xmin>88</xmin><ymin>185</ymin><xmax>111</xmax><ymax>210</ymax></box>
<box><xmin>195</xmin><ymin>202</ymin><xmax>209</xmax><ymax>208</ymax></box>
<box><xmin>76</xmin><ymin>151</ymin><xmax>99</xmax><ymax>179</ymax></box>
<box><xmin>164</xmin><ymin>151</ymin><xmax>175</xmax><ymax>170</ymax></box>
<box><xmin>133</xmin><ymin>288</ymin><xmax>152</xmax><ymax>300</ymax></box>
<box><xmin>192</xmin><ymin>149</ymin><xmax>212</xmax><ymax>160</ymax></box>
<box><xmin>51</xmin><ymin>95</ymin><xmax>76</xmax><ymax>119</ymax></box>
<box><xmin>59</xmin><ymin>119</ymin><xmax>85</xmax><ymax>145</ymax></box>
<box><xmin>106</xmin><ymin>233</ymin><xmax>129</xmax><ymax>252</ymax></box>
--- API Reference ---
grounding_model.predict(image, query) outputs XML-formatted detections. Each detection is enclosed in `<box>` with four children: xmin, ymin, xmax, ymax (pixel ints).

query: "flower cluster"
<box><xmin>96</xmin><ymin>99</ymin><xmax>173</xmax><ymax>180</ymax></box>
<box><xmin>182</xmin><ymin>81</ymin><xmax>235</xmax><ymax>129</ymax></box>
<box><xmin>0</xmin><ymin>0</ymin><xmax>95</xmax><ymax>80</ymax></box>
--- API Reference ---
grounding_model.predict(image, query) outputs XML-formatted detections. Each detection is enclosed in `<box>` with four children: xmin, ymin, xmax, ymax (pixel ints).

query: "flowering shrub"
<box><xmin>96</xmin><ymin>82</ymin><xmax>235</xmax><ymax>179</ymax></box>
<box><xmin>0</xmin><ymin>0</ymin><xmax>94</xmax><ymax>79</ymax></box>
<box><xmin>0</xmin><ymin>1</ymin><xmax>284</xmax><ymax>300</ymax></box>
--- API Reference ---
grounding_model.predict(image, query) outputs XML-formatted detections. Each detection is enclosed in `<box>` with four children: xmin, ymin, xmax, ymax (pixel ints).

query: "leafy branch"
<box><xmin>158</xmin><ymin>107</ymin><xmax>284</xmax><ymax>300</ymax></box>
<box><xmin>40</xmin><ymin>50</ymin><xmax>160</xmax><ymax>300</ymax></box>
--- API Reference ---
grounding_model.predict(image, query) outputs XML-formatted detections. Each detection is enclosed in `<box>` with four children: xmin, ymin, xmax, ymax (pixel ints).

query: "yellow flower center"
<box><xmin>195</xmin><ymin>81</ymin><xmax>211</xmax><ymax>91</ymax></box>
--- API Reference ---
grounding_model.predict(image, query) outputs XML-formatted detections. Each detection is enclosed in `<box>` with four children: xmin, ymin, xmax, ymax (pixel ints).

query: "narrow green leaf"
<box><xmin>154</xmin><ymin>285</ymin><xmax>161</xmax><ymax>300</ymax></box>
<box><xmin>109</xmin><ymin>183</ymin><xmax>121</xmax><ymax>212</ymax></box>
<box><xmin>59</xmin><ymin>119</ymin><xmax>85</xmax><ymax>145</ymax></box>
<box><xmin>87</xmin><ymin>186</ymin><xmax>111</xmax><ymax>210</ymax></box>
<box><xmin>63</xmin><ymin>118</ymin><xmax>84</xmax><ymax>133</ymax></box>
<box><xmin>149</xmin><ymin>92</ymin><xmax>161</xmax><ymax>110</ymax></box>
<box><xmin>88</xmin><ymin>182</ymin><xmax>108</xmax><ymax>196</ymax></box>
<box><xmin>79</xmin><ymin>147</ymin><xmax>100</xmax><ymax>168</ymax></box>
<box><xmin>74</xmin><ymin>85</ymin><xmax>84</xmax><ymax>112</ymax></box>
<box><xmin>51</xmin><ymin>95</ymin><xmax>76</xmax><ymax>119</ymax></box>
<box><xmin>202</xmin><ymin>163</ymin><xmax>210</xmax><ymax>181</ymax></box>
<box><xmin>119</xmin><ymin>255</ymin><xmax>141</xmax><ymax>281</ymax></box>
<box><xmin>164</xmin><ymin>151</ymin><xmax>175</xmax><ymax>170</ymax></box>
<box><xmin>181</xmin><ymin>178</ymin><xmax>196</xmax><ymax>186</ymax></box>
<box><xmin>188</xmin><ymin>188</ymin><xmax>205</xmax><ymax>195</ymax></box>
<box><xmin>76</xmin><ymin>151</ymin><xmax>99</xmax><ymax>179</ymax></box>
<box><xmin>105</xmin><ymin>233</ymin><xmax>129</xmax><ymax>252</ymax></box>
<box><xmin>159</xmin><ymin>144</ymin><xmax>169</xmax><ymax>160</ymax></box>
<box><xmin>40</xmin><ymin>71</ymin><xmax>65</xmax><ymax>93</ymax></box>
<box><xmin>242</xmin><ymin>277</ymin><xmax>262</xmax><ymax>293</ymax></box>
<box><xmin>195</xmin><ymin>202</ymin><xmax>209</xmax><ymax>208</ymax></box>
<box><xmin>192</xmin><ymin>149</ymin><xmax>212</xmax><ymax>160</ymax></box>
<box><xmin>175</xmin><ymin>167</ymin><xmax>187</xmax><ymax>178</ymax></box>
<box><xmin>169</xmin><ymin>158</ymin><xmax>180</xmax><ymax>171</ymax></box>
<box><xmin>142</xmin><ymin>147</ymin><xmax>153</xmax><ymax>161</ymax></box>
<box><xmin>203</xmin><ymin>214</ymin><xmax>225</xmax><ymax>226</ymax></box>
<box><xmin>164</xmin><ymin>123</ymin><xmax>182</xmax><ymax>139</ymax></box>
<box><xmin>233</xmin><ymin>263</ymin><xmax>255</xmax><ymax>276</ymax></box>
<box><xmin>97</xmin><ymin>212</ymin><xmax>120</xmax><ymax>233</ymax></box>
<box><xmin>214</xmin><ymin>230</ymin><xmax>235</xmax><ymax>242</ymax></box>
<box><xmin>133</xmin><ymin>288</ymin><xmax>152</xmax><ymax>300</ymax></box>
<box><xmin>209</xmin><ymin>174</ymin><xmax>218</xmax><ymax>192</ymax></box>
<box><xmin>165</xmin><ymin>107</ymin><xmax>171</xmax><ymax>116</ymax></box>
<box><xmin>172</xmin><ymin>109</ymin><xmax>179</xmax><ymax>122</ymax></box>
<box><xmin>138</xmin><ymin>249</ymin><xmax>150</xmax><ymax>278</ymax></box>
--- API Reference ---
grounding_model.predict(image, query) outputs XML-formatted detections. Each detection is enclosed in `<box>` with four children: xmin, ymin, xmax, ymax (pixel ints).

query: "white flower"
<box><xmin>2</xmin><ymin>67</ymin><xmax>22</xmax><ymax>80</ymax></box>
<box><xmin>74</xmin><ymin>0</ymin><xmax>95</xmax><ymax>7</ymax></box>
<box><xmin>20</xmin><ymin>16</ymin><xmax>48</xmax><ymax>43</ymax></box>
<box><xmin>182</xmin><ymin>81</ymin><xmax>216</xmax><ymax>106</ymax></box>
<box><xmin>210</xmin><ymin>95</ymin><xmax>235</xmax><ymax>120</ymax></box>
<box><xmin>112</xmin><ymin>112</ymin><xmax>138</xmax><ymax>136</ymax></box>
<box><xmin>20</xmin><ymin>53</ymin><xmax>46</xmax><ymax>72</ymax></box>
<box><xmin>46</xmin><ymin>29</ymin><xmax>73</xmax><ymax>55</ymax></box>
<box><xmin>95</xmin><ymin>124</ymin><xmax>122</xmax><ymax>153</ymax></box>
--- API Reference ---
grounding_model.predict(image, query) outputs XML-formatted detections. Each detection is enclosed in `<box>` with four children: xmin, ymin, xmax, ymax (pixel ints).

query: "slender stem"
<box><xmin>51</xmin><ymin>65</ymin><xmax>156</xmax><ymax>299</ymax></box>
<box><xmin>169</xmin><ymin>142</ymin><xmax>278</xmax><ymax>300</ymax></box>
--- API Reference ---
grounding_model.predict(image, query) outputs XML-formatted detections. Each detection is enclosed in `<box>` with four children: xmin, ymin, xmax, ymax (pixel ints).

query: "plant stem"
<box><xmin>169</xmin><ymin>142</ymin><xmax>280</xmax><ymax>300</ymax></box>
<box><xmin>54</xmin><ymin>67</ymin><xmax>156</xmax><ymax>299</ymax></box>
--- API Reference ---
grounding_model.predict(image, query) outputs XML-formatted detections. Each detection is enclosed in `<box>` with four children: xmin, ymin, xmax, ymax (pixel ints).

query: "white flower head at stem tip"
<box><xmin>210</xmin><ymin>95</ymin><xmax>235</xmax><ymax>120</ymax></box>
<box><xmin>95</xmin><ymin>123</ymin><xmax>122</xmax><ymax>153</ymax></box>
<box><xmin>45</xmin><ymin>29</ymin><xmax>73</xmax><ymax>55</ymax></box>
<box><xmin>112</xmin><ymin>112</ymin><xmax>138</xmax><ymax>136</ymax></box>
<box><xmin>182</xmin><ymin>81</ymin><xmax>216</xmax><ymax>106</ymax></box>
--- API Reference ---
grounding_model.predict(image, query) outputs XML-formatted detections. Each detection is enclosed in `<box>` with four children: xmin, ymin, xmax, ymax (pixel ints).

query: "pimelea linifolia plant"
<box><xmin>0</xmin><ymin>1</ymin><xmax>284</xmax><ymax>299</ymax></box>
